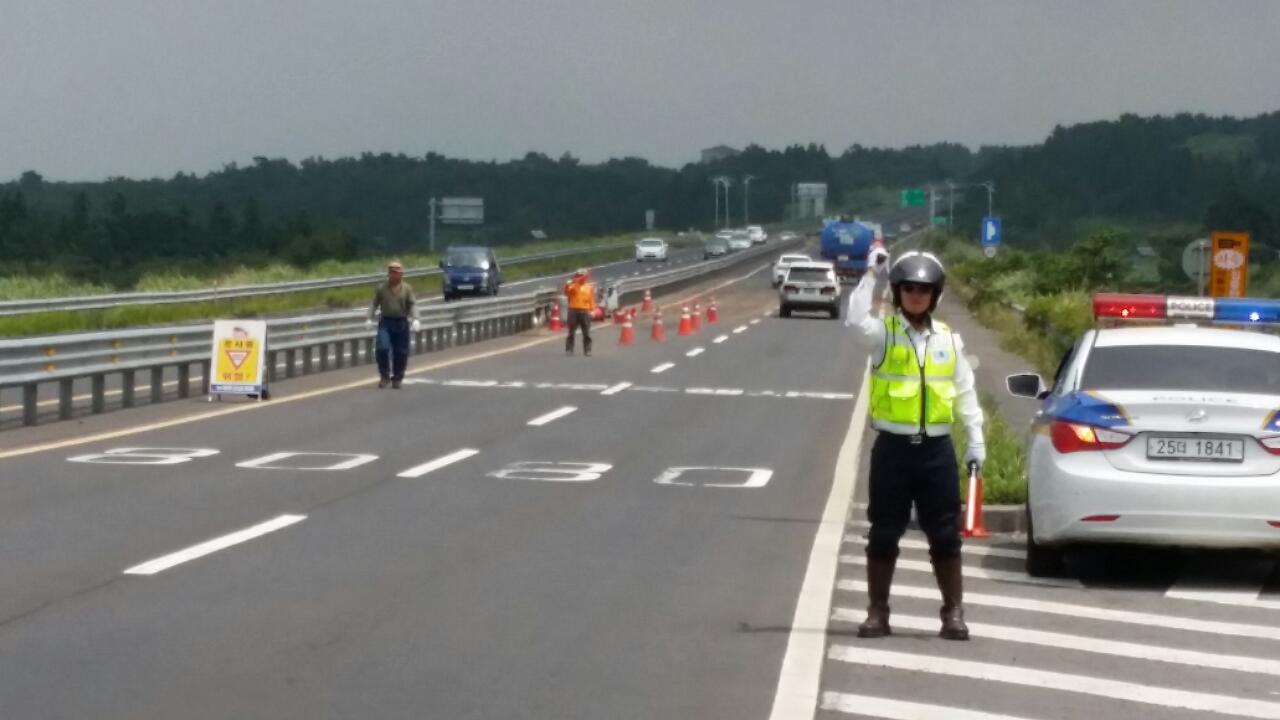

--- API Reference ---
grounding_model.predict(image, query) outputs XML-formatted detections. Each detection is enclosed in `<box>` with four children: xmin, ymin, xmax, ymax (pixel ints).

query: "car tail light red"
<box><xmin>1257</xmin><ymin>436</ymin><xmax>1280</xmax><ymax>456</ymax></box>
<box><xmin>820</xmin><ymin>287</ymin><xmax>836</xmax><ymax>295</ymax></box>
<box><xmin>1081</xmin><ymin>514</ymin><xmax>1120</xmax><ymax>522</ymax></box>
<box><xmin>783</xmin><ymin>285</ymin><xmax>799</xmax><ymax>294</ymax></box>
<box><xmin>1049</xmin><ymin>421</ymin><xmax>1132</xmax><ymax>453</ymax></box>
<box><xmin>1268</xmin><ymin>521</ymin><xmax>1280</xmax><ymax>528</ymax></box>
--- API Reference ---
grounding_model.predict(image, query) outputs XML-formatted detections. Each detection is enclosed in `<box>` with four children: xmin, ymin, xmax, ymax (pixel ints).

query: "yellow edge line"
<box><xmin>0</xmin><ymin>261</ymin><xmax>772</xmax><ymax>461</ymax></box>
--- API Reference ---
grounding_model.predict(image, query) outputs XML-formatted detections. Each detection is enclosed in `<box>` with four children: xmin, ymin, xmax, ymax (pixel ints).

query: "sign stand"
<box><xmin>208</xmin><ymin>320</ymin><xmax>268</xmax><ymax>402</ymax></box>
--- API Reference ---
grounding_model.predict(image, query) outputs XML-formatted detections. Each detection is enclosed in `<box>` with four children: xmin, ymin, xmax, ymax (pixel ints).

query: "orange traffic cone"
<box><xmin>677</xmin><ymin>307</ymin><xmax>694</xmax><ymax>336</ymax></box>
<box><xmin>706</xmin><ymin>298</ymin><xmax>719</xmax><ymax>324</ymax></box>
<box><xmin>641</xmin><ymin>289</ymin><xmax>653</xmax><ymax>313</ymax></box>
<box><xmin>650</xmin><ymin>308</ymin><xmax>666</xmax><ymax>342</ymax></box>
<box><xmin>961</xmin><ymin>463</ymin><xmax>990</xmax><ymax>538</ymax></box>
<box><xmin>619</xmin><ymin>316</ymin><xmax>636</xmax><ymax>345</ymax></box>
<box><xmin>691</xmin><ymin>302</ymin><xmax>702</xmax><ymax>331</ymax></box>
<box><xmin>629</xmin><ymin>307</ymin><xmax>638</xmax><ymax>319</ymax></box>
<box><xmin>548</xmin><ymin>303</ymin><xmax>564</xmax><ymax>331</ymax></box>
<box><xmin>613</xmin><ymin>309</ymin><xmax>627</xmax><ymax>324</ymax></box>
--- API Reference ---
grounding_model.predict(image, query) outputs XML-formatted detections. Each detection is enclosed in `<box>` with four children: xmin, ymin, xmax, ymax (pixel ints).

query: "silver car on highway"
<box><xmin>778</xmin><ymin>261</ymin><xmax>840</xmax><ymax>319</ymax></box>
<box><xmin>1008</xmin><ymin>294</ymin><xmax>1280</xmax><ymax>576</ymax></box>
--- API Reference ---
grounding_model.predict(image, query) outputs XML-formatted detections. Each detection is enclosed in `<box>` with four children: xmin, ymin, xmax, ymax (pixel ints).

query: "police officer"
<box><xmin>367</xmin><ymin>260</ymin><xmax>421</xmax><ymax>388</ymax></box>
<box><xmin>563</xmin><ymin>268</ymin><xmax>596</xmax><ymax>356</ymax></box>
<box><xmin>845</xmin><ymin>248</ymin><xmax>984</xmax><ymax>641</ymax></box>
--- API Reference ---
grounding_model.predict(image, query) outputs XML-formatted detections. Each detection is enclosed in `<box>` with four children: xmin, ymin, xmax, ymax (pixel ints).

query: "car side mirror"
<box><xmin>1006</xmin><ymin>373</ymin><xmax>1048</xmax><ymax>399</ymax></box>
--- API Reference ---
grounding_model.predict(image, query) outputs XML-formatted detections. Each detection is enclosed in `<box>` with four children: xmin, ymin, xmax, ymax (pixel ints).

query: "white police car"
<box><xmin>1007</xmin><ymin>293</ymin><xmax>1280</xmax><ymax>576</ymax></box>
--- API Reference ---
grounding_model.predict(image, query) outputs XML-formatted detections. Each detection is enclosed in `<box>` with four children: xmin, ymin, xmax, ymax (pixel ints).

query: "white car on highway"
<box><xmin>726</xmin><ymin>230</ymin><xmax>753</xmax><ymax>251</ymax></box>
<box><xmin>772</xmin><ymin>253</ymin><xmax>812</xmax><ymax>286</ymax></box>
<box><xmin>747</xmin><ymin>225</ymin><xmax>767</xmax><ymax>244</ymax></box>
<box><xmin>634</xmin><ymin>237</ymin><xmax>669</xmax><ymax>262</ymax></box>
<box><xmin>1007</xmin><ymin>293</ymin><xmax>1280</xmax><ymax>576</ymax></box>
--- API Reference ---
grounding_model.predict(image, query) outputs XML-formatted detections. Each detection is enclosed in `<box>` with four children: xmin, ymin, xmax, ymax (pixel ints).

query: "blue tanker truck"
<box><xmin>819</xmin><ymin>218</ymin><xmax>875</xmax><ymax>282</ymax></box>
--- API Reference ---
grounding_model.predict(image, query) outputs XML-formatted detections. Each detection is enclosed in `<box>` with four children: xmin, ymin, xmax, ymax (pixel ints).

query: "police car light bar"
<box><xmin>1093</xmin><ymin>293</ymin><xmax>1280</xmax><ymax>324</ymax></box>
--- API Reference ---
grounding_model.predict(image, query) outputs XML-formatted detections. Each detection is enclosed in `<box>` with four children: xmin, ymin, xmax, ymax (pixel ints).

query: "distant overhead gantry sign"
<box><xmin>439</xmin><ymin>197</ymin><xmax>485</xmax><ymax>225</ymax></box>
<box><xmin>793</xmin><ymin>182</ymin><xmax>827</xmax><ymax>219</ymax></box>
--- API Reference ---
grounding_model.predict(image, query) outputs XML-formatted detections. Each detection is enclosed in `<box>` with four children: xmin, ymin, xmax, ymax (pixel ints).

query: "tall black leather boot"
<box><xmin>857</xmin><ymin>556</ymin><xmax>896</xmax><ymax>638</ymax></box>
<box><xmin>932</xmin><ymin>556</ymin><xmax>970</xmax><ymax>641</ymax></box>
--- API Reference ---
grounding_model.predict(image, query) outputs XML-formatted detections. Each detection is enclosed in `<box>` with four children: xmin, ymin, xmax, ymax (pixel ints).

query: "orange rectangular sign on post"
<box><xmin>1209</xmin><ymin>231</ymin><xmax>1249</xmax><ymax>298</ymax></box>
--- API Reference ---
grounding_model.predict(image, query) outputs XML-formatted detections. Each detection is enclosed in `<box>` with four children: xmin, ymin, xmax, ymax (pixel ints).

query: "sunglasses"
<box><xmin>900</xmin><ymin>282</ymin><xmax>933</xmax><ymax>295</ymax></box>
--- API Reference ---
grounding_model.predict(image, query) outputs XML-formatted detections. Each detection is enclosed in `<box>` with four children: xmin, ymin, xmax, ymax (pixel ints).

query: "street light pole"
<box><xmin>718</xmin><ymin>176</ymin><xmax>733</xmax><ymax>229</ymax></box>
<box><xmin>946</xmin><ymin>180</ymin><xmax>956</xmax><ymax>229</ymax></box>
<box><xmin>982</xmin><ymin>181</ymin><xmax>995</xmax><ymax>217</ymax></box>
<box><xmin>743</xmin><ymin>175</ymin><xmax>756</xmax><ymax>226</ymax></box>
<box><xmin>711</xmin><ymin>179</ymin><xmax>720</xmax><ymax>229</ymax></box>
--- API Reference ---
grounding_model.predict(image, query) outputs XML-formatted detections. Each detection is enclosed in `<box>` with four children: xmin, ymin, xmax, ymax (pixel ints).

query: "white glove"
<box><xmin>365</xmin><ymin>317</ymin><xmax>374</xmax><ymax>328</ymax></box>
<box><xmin>868</xmin><ymin>246</ymin><xmax>890</xmax><ymax>273</ymax></box>
<box><xmin>964</xmin><ymin>444</ymin><xmax>986</xmax><ymax>471</ymax></box>
<box><xmin>411</xmin><ymin>319</ymin><xmax>421</xmax><ymax>332</ymax></box>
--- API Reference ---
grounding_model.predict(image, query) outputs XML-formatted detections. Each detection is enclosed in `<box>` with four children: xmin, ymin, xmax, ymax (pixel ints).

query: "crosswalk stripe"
<box><xmin>820</xmin><ymin>691</ymin><xmax>1033</xmax><ymax>719</ymax></box>
<box><xmin>844</xmin><ymin>534</ymin><xmax>1027</xmax><ymax>560</ymax></box>
<box><xmin>837</xmin><ymin>580</ymin><xmax>1280</xmax><ymax>641</ymax></box>
<box><xmin>1166</xmin><ymin>556</ymin><xmax>1280</xmax><ymax>610</ymax></box>
<box><xmin>831</xmin><ymin>608</ymin><xmax>1280</xmax><ymax>677</ymax></box>
<box><xmin>828</xmin><ymin>645</ymin><xmax>1280</xmax><ymax>718</ymax></box>
<box><xmin>839</xmin><ymin>554</ymin><xmax>1081</xmax><ymax>588</ymax></box>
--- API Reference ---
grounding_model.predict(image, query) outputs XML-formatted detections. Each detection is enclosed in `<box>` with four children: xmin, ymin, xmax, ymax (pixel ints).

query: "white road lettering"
<box><xmin>653</xmin><ymin>466</ymin><xmax>772</xmax><ymax>488</ymax></box>
<box><xmin>68</xmin><ymin>447</ymin><xmax>220</xmax><ymax>466</ymax></box>
<box><xmin>527</xmin><ymin>406</ymin><xmax>578</xmax><ymax>426</ymax></box>
<box><xmin>397</xmin><ymin>448</ymin><xmax>480</xmax><ymax>478</ymax></box>
<box><xmin>124</xmin><ymin>514</ymin><xmax>306</xmax><ymax>576</ymax></box>
<box><xmin>235</xmin><ymin>452</ymin><xmax>378</xmax><ymax>471</ymax></box>
<box><xmin>489</xmin><ymin>461</ymin><xmax>611</xmax><ymax>483</ymax></box>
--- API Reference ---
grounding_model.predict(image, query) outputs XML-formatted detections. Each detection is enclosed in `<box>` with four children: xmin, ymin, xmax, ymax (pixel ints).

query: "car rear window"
<box><xmin>786</xmin><ymin>268</ymin><xmax>833</xmax><ymax>282</ymax></box>
<box><xmin>639</xmin><ymin>240</ymin><xmax>663</xmax><ymax>247</ymax></box>
<box><xmin>1081</xmin><ymin>345</ymin><xmax>1280</xmax><ymax>394</ymax></box>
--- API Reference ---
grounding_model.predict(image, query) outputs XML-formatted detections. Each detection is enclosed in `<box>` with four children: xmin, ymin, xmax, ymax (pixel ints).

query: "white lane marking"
<box><xmin>651</xmin><ymin>362</ymin><xmax>675</xmax><ymax>374</ymax></box>
<box><xmin>750</xmin><ymin>319</ymin><xmax>760</xmax><ymax>325</ymax></box>
<box><xmin>827</xmin><ymin>645</ymin><xmax>1280</xmax><ymax>719</ymax></box>
<box><xmin>839</xmin><ymin>579</ymin><xmax>1280</xmax><ymax>642</ymax></box>
<box><xmin>833</xmin><ymin>609</ymin><xmax>1280</xmax><ymax>677</ymax></box>
<box><xmin>839</xmin><ymin>554</ymin><xmax>1081</xmax><ymax>588</ymax></box>
<box><xmin>713</xmin><ymin>335</ymin><xmax>729</xmax><ymax>344</ymax></box>
<box><xmin>844</xmin><ymin>534</ymin><xmax>1028</xmax><ymax>560</ymax></box>
<box><xmin>686</xmin><ymin>347</ymin><xmax>705</xmax><ymax>357</ymax></box>
<box><xmin>601</xmin><ymin>382</ymin><xmax>632</xmax><ymax>396</ymax></box>
<box><xmin>396</xmin><ymin>448</ymin><xmax>480</xmax><ymax>478</ymax></box>
<box><xmin>686</xmin><ymin>387</ymin><xmax>744</xmax><ymax>396</ymax></box>
<box><xmin>443</xmin><ymin>379</ymin><xmax>499</xmax><ymax>387</ymax></box>
<box><xmin>124</xmin><ymin>514</ymin><xmax>306</xmax><ymax>576</ymax></box>
<box><xmin>767</xmin><ymin>361</ymin><xmax>871</xmax><ymax>720</ymax></box>
<box><xmin>821</xmin><ymin>692</ymin><xmax>1032</xmax><ymax>720</ymax></box>
<box><xmin>527</xmin><ymin>406</ymin><xmax>578</xmax><ymax>426</ymax></box>
<box><xmin>1165</xmin><ymin>556</ymin><xmax>1280</xmax><ymax>610</ymax></box>
<box><xmin>733</xmin><ymin>325</ymin><xmax>748</xmax><ymax>334</ymax></box>
<box><xmin>235</xmin><ymin>452</ymin><xmax>379</xmax><ymax>471</ymax></box>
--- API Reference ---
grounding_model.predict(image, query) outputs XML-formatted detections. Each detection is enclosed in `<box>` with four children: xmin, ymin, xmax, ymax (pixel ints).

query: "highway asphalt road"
<box><xmin>0</xmin><ymin>255</ymin><xmax>869</xmax><ymax>718</ymax></box>
<box><xmin>0</xmin><ymin>245</ymin><xmax>710</xmax><ymax>429</ymax></box>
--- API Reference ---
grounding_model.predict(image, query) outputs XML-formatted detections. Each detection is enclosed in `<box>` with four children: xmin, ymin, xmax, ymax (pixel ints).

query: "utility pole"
<box><xmin>743</xmin><ymin>175</ymin><xmax>756</xmax><ymax>225</ymax></box>
<box><xmin>718</xmin><ymin>176</ymin><xmax>733</xmax><ymax>228</ymax></box>
<box><xmin>946</xmin><ymin>180</ymin><xmax>956</xmax><ymax>229</ymax></box>
<box><xmin>982</xmin><ymin>181</ymin><xmax>995</xmax><ymax>217</ymax></box>
<box><xmin>428</xmin><ymin>197</ymin><xmax>437</xmax><ymax>253</ymax></box>
<box><xmin>711</xmin><ymin>179</ymin><xmax>720</xmax><ymax>229</ymax></box>
<box><xmin>928</xmin><ymin>185</ymin><xmax>936</xmax><ymax>228</ymax></box>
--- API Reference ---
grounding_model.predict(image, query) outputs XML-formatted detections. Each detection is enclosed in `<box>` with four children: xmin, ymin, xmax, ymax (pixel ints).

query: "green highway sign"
<box><xmin>932</xmin><ymin>216</ymin><xmax>947</xmax><ymax>226</ymax></box>
<box><xmin>899</xmin><ymin>189</ymin><xmax>926</xmax><ymax>207</ymax></box>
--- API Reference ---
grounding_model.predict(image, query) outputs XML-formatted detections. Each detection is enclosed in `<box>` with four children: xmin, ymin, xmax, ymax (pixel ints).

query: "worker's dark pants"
<box><xmin>376</xmin><ymin>317</ymin><xmax>410</xmax><ymax>380</ymax></box>
<box><xmin>566</xmin><ymin>310</ymin><xmax>592</xmax><ymax>354</ymax></box>
<box><xmin>865</xmin><ymin>432</ymin><xmax>962</xmax><ymax>561</ymax></box>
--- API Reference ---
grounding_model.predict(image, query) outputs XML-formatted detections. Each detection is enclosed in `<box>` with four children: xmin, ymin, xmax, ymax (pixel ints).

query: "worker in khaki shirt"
<box><xmin>563</xmin><ymin>268</ymin><xmax>596</xmax><ymax>356</ymax></box>
<box><xmin>367</xmin><ymin>260</ymin><xmax>421</xmax><ymax>388</ymax></box>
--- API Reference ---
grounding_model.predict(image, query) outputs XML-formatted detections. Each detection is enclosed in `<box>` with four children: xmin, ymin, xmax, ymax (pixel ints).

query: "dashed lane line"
<box><xmin>839</xmin><ymin>554</ymin><xmax>1081</xmax><ymax>588</ymax></box>
<box><xmin>396</xmin><ymin>448</ymin><xmax>480</xmax><ymax>478</ymax></box>
<box><xmin>827</xmin><ymin>645</ymin><xmax>1280</xmax><ymax>719</ymax></box>
<box><xmin>124</xmin><ymin>514</ymin><xmax>306</xmax><ymax>576</ymax></box>
<box><xmin>651</xmin><ymin>363</ymin><xmax>675</xmax><ymax>374</ymax></box>
<box><xmin>733</xmin><ymin>326</ymin><xmax>748</xmax><ymax>334</ymax></box>
<box><xmin>527</xmin><ymin>406</ymin><xmax>578</xmax><ymax>426</ymax></box>
<box><xmin>686</xmin><ymin>348</ymin><xmax>705</xmax><ymax>357</ymax></box>
<box><xmin>831</xmin><ymin>609</ymin><xmax>1280</xmax><ymax>677</ymax></box>
<box><xmin>838</xmin><ymin>579</ymin><xmax>1280</xmax><ymax>642</ymax></box>
<box><xmin>600</xmin><ymin>382</ymin><xmax>632</xmax><ymax>396</ymax></box>
<box><xmin>713</xmin><ymin>335</ymin><xmax>729</xmax><ymax>344</ymax></box>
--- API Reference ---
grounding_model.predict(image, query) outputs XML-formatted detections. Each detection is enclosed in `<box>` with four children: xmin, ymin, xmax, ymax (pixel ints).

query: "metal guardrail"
<box><xmin>0</xmin><ymin>242</ymin><xmax>631</xmax><ymax>317</ymax></box>
<box><xmin>0</xmin><ymin>237</ymin><xmax>800</xmax><ymax>427</ymax></box>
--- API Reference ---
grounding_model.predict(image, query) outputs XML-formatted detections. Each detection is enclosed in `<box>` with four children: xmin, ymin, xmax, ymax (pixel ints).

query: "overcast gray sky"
<box><xmin>4</xmin><ymin>0</ymin><xmax>1280</xmax><ymax>181</ymax></box>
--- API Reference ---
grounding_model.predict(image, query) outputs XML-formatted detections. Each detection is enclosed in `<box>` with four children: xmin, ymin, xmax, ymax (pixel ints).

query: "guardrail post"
<box><xmin>200</xmin><ymin>360</ymin><xmax>211</xmax><ymax>395</ymax></box>
<box><xmin>334</xmin><ymin>342</ymin><xmax>344</xmax><ymax>368</ymax></box>
<box><xmin>319</xmin><ymin>343</ymin><xmax>330</xmax><ymax>372</ymax></box>
<box><xmin>122</xmin><ymin>369</ymin><xmax>136</xmax><ymax>408</ymax></box>
<box><xmin>23</xmin><ymin>383</ymin><xmax>37</xmax><ymax>426</ymax></box>
<box><xmin>91</xmin><ymin>374</ymin><xmax>105</xmax><ymax>414</ymax></box>
<box><xmin>178</xmin><ymin>363</ymin><xmax>191</xmax><ymax>398</ymax></box>
<box><xmin>268</xmin><ymin>350</ymin><xmax>279</xmax><ymax>383</ymax></box>
<box><xmin>285</xmin><ymin>349</ymin><xmax>296</xmax><ymax>378</ymax></box>
<box><xmin>151</xmin><ymin>367</ymin><xmax>164</xmax><ymax>404</ymax></box>
<box><xmin>363</xmin><ymin>338</ymin><xmax>374</xmax><ymax>364</ymax></box>
<box><xmin>414</xmin><ymin>330</ymin><xmax>423</xmax><ymax>355</ymax></box>
<box><xmin>302</xmin><ymin>346</ymin><xmax>313</xmax><ymax>375</ymax></box>
<box><xmin>59</xmin><ymin>378</ymin><xmax>73</xmax><ymax>420</ymax></box>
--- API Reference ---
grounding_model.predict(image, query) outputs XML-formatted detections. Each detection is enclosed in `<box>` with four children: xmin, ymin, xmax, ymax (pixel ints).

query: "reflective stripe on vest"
<box><xmin>869</xmin><ymin>315</ymin><xmax>958</xmax><ymax>435</ymax></box>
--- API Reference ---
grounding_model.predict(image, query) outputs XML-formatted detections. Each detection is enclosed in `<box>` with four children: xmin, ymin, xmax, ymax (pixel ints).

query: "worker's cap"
<box><xmin>387</xmin><ymin>260</ymin><xmax>403</xmax><ymax>271</ymax></box>
<box><xmin>574</xmin><ymin>267</ymin><xmax>589</xmax><ymax>276</ymax></box>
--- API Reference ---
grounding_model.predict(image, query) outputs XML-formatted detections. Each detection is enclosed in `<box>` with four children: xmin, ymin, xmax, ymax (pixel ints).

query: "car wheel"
<box><xmin>829</xmin><ymin>306</ymin><xmax>840</xmax><ymax>320</ymax></box>
<box><xmin>1025</xmin><ymin>505</ymin><xmax>1066</xmax><ymax>577</ymax></box>
<box><xmin>780</xmin><ymin>304</ymin><xmax>792</xmax><ymax>318</ymax></box>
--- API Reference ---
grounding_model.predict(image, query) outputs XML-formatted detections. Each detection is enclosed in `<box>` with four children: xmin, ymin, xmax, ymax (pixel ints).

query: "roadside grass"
<box><xmin>0</xmin><ymin>246</ymin><xmax>632</xmax><ymax>337</ymax></box>
<box><xmin>954</xmin><ymin>393</ymin><xmax>1028</xmax><ymax>506</ymax></box>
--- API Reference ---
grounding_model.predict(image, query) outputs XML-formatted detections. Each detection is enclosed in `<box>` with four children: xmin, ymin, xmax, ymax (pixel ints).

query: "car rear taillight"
<box><xmin>783</xmin><ymin>285</ymin><xmax>799</xmax><ymax>294</ymax></box>
<box><xmin>820</xmin><ymin>287</ymin><xmax>836</xmax><ymax>295</ymax></box>
<box><xmin>1049</xmin><ymin>421</ymin><xmax>1132</xmax><ymax>453</ymax></box>
<box><xmin>1257</xmin><ymin>436</ymin><xmax>1280</xmax><ymax>456</ymax></box>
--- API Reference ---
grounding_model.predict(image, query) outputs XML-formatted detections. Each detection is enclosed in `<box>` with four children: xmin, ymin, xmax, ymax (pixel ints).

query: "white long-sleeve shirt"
<box><xmin>844</xmin><ymin>272</ymin><xmax>984</xmax><ymax>450</ymax></box>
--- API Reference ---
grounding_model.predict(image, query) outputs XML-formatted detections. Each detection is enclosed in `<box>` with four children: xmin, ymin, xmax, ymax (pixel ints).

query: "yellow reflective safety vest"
<box><xmin>869</xmin><ymin>315</ymin><xmax>958</xmax><ymax>436</ymax></box>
